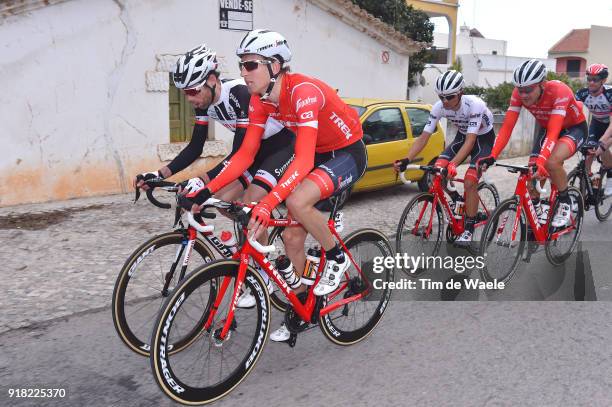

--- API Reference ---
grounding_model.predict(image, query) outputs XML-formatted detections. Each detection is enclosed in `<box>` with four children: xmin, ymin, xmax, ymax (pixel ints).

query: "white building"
<box><xmin>0</xmin><ymin>0</ymin><xmax>423</xmax><ymax>206</ymax></box>
<box><xmin>413</xmin><ymin>26</ymin><xmax>554</xmax><ymax>104</ymax></box>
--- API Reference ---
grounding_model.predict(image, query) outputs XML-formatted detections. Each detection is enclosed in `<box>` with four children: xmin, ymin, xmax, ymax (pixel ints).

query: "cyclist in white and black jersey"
<box><xmin>394</xmin><ymin>70</ymin><xmax>496</xmax><ymax>247</ymax></box>
<box><xmin>134</xmin><ymin>44</ymin><xmax>295</xmax><ymax>203</ymax></box>
<box><xmin>575</xmin><ymin>63</ymin><xmax>612</xmax><ymax>196</ymax></box>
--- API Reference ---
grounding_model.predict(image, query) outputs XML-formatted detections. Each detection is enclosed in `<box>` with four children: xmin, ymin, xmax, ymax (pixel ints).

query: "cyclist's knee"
<box><xmin>282</xmin><ymin>227</ymin><xmax>307</xmax><ymax>250</ymax></box>
<box><xmin>464</xmin><ymin>178</ymin><xmax>478</xmax><ymax>191</ymax></box>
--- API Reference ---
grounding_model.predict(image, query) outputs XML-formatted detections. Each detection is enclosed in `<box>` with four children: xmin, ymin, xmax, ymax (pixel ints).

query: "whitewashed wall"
<box><xmin>0</xmin><ymin>0</ymin><xmax>409</xmax><ymax>206</ymax></box>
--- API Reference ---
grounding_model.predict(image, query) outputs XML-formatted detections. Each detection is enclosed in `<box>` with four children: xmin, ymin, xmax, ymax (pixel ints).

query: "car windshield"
<box><xmin>348</xmin><ymin>105</ymin><xmax>366</xmax><ymax>117</ymax></box>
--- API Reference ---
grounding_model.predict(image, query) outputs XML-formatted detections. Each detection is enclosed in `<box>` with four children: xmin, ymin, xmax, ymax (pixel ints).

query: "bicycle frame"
<box><xmin>413</xmin><ymin>173</ymin><xmax>493</xmax><ymax>238</ymax></box>
<box><xmin>496</xmin><ymin>167</ymin><xmax>578</xmax><ymax>244</ymax></box>
<box><xmin>204</xmin><ymin>217</ymin><xmax>372</xmax><ymax>341</ymax></box>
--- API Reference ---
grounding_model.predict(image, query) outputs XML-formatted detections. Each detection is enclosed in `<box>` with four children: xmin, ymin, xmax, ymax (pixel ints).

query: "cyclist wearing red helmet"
<box><xmin>480</xmin><ymin>59</ymin><xmax>588</xmax><ymax>227</ymax></box>
<box><xmin>575</xmin><ymin>63</ymin><xmax>612</xmax><ymax>196</ymax></box>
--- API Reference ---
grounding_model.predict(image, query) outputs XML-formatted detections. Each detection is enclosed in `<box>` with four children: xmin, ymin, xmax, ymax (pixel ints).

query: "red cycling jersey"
<box><xmin>206</xmin><ymin>72</ymin><xmax>363</xmax><ymax>209</ymax></box>
<box><xmin>492</xmin><ymin>80</ymin><xmax>586</xmax><ymax>160</ymax></box>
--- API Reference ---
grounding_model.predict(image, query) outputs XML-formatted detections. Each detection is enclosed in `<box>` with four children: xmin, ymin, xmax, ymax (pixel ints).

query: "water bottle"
<box><xmin>539</xmin><ymin>200</ymin><xmax>550</xmax><ymax>224</ymax></box>
<box><xmin>275</xmin><ymin>255</ymin><xmax>301</xmax><ymax>289</ymax></box>
<box><xmin>220</xmin><ymin>230</ymin><xmax>238</xmax><ymax>254</ymax></box>
<box><xmin>301</xmin><ymin>247</ymin><xmax>321</xmax><ymax>286</ymax></box>
<box><xmin>453</xmin><ymin>196</ymin><xmax>465</xmax><ymax>220</ymax></box>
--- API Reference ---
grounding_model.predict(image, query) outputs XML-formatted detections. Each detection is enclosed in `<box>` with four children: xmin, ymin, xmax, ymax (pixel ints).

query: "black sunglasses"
<box><xmin>238</xmin><ymin>59</ymin><xmax>272</xmax><ymax>72</ymax></box>
<box><xmin>439</xmin><ymin>94</ymin><xmax>458</xmax><ymax>101</ymax></box>
<box><xmin>587</xmin><ymin>76</ymin><xmax>602</xmax><ymax>83</ymax></box>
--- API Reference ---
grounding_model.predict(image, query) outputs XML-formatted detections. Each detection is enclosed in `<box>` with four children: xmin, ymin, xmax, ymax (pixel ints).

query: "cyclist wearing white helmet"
<box><xmin>135</xmin><ymin>43</ymin><xmax>295</xmax><ymax>206</ymax></box>
<box><xmin>394</xmin><ymin>70</ymin><xmax>496</xmax><ymax>247</ymax></box>
<box><xmin>575</xmin><ymin>64</ymin><xmax>612</xmax><ymax>197</ymax></box>
<box><xmin>480</xmin><ymin>59</ymin><xmax>588</xmax><ymax>227</ymax></box>
<box><xmin>184</xmin><ymin>29</ymin><xmax>367</xmax><ymax>341</ymax></box>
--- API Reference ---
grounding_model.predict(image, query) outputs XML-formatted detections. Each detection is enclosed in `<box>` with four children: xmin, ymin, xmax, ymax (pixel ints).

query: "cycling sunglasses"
<box><xmin>587</xmin><ymin>76</ymin><xmax>602</xmax><ymax>83</ymax></box>
<box><xmin>238</xmin><ymin>59</ymin><xmax>272</xmax><ymax>72</ymax></box>
<box><xmin>439</xmin><ymin>93</ymin><xmax>458</xmax><ymax>101</ymax></box>
<box><xmin>517</xmin><ymin>86</ymin><xmax>537</xmax><ymax>95</ymax></box>
<box><xmin>183</xmin><ymin>83</ymin><xmax>206</xmax><ymax>97</ymax></box>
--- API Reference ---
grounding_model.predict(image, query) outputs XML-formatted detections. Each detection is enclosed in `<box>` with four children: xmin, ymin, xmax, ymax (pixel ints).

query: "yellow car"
<box><xmin>330</xmin><ymin>98</ymin><xmax>445</xmax><ymax>207</ymax></box>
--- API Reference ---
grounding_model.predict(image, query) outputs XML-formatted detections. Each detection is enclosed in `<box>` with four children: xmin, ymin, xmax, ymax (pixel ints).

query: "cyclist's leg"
<box><xmin>286</xmin><ymin>141</ymin><xmax>367</xmax><ymax>296</ymax></box>
<box><xmin>546</xmin><ymin>122</ymin><xmax>587</xmax><ymax>191</ymax></box>
<box><xmin>465</xmin><ymin>129</ymin><xmax>493</xmax><ymax>218</ymax></box>
<box><xmin>585</xmin><ymin>120</ymin><xmax>607</xmax><ymax>172</ymax></box>
<box><xmin>528</xmin><ymin>128</ymin><xmax>547</xmax><ymax>200</ymax></box>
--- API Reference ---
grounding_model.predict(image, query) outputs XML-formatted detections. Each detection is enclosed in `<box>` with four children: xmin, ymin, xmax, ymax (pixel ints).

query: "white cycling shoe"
<box><xmin>454</xmin><ymin>230</ymin><xmax>473</xmax><ymax>248</ymax></box>
<box><xmin>605</xmin><ymin>177</ymin><xmax>612</xmax><ymax>197</ymax></box>
<box><xmin>313</xmin><ymin>256</ymin><xmax>350</xmax><ymax>296</ymax></box>
<box><xmin>551</xmin><ymin>202</ymin><xmax>571</xmax><ymax>228</ymax></box>
<box><xmin>236</xmin><ymin>279</ymin><xmax>274</xmax><ymax>308</ymax></box>
<box><xmin>270</xmin><ymin>323</ymin><xmax>291</xmax><ymax>342</ymax></box>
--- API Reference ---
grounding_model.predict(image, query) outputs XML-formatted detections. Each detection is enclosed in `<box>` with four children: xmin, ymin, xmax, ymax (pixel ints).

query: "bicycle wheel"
<box><xmin>395</xmin><ymin>192</ymin><xmax>443</xmax><ymax>270</ymax></box>
<box><xmin>267</xmin><ymin>226</ymin><xmax>291</xmax><ymax>312</ymax></box>
<box><xmin>469</xmin><ymin>182</ymin><xmax>500</xmax><ymax>255</ymax></box>
<box><xmin>112</xmin><ymin>231</ymin><xmax>216</xmax><ymax>356</ymax></box>
<box><xmin>594</xmin><ymin>169</ymin><xmax>611</xmax><ymax>221</ymax></box>
<box><xmin>478</xmin><ymin>198</ymin><xmax>526</xmax><ymax>284</ymax></box>
<box><xmin>319</xmin><ymin>229</ymin><xmax>393</xmax><ymax>345</ymax></box>
<box><xmin>545</xmin><ymin>186</ymin><xmax>584</xmax><ymax>265</ymax></box>
<box><xmin>567</xmin><ymin>169</ymin><xmax>586</xmax><ymax>198</ymax></box>
<box><xmin>150</xmin><ymin>260</ymin><xmax>270</xmax><ymax>405</ymax></box>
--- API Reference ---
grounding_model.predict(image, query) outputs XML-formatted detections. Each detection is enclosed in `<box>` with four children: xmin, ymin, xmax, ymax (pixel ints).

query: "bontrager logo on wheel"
<box><xmin>159</xmin><ymin>292</ymin><xmax>186</xmax><ymax>394</ymax></box>
<box><xmin>128</xmin><ymin>245</ymin><xmax>155</xmax><ymax>277</ymax></box>
<box><xmin>245</xmin><ymin>275</ymin><xmax>267</xmax><ymax>369</ymax></box>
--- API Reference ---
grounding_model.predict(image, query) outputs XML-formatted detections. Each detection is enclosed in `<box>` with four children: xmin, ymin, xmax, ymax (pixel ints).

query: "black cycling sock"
<box><xmin>326</xmin><ymin>244</ymin><xmax>345</xmax><ymax>263</ymax></box>
<box><xmin>464</xmin><ymin>217</ymin><xmax>476</xmax><ymax>233</ymax></box>
<box><xmin>557</xmin><ymin>188</ymin><xmax>570</xmax><ymax>203</ymax></box>
<box><xmin>607</xmin><ymin>168</ymin><xmax>612</xmax><ymax>178</ymax></box>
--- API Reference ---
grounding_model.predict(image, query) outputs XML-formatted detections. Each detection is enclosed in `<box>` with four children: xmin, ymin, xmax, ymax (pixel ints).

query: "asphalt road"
<box><xmin>1</xmin><ymin>156</ymin><xmax>611</xmax><ymax>407</ymax></box>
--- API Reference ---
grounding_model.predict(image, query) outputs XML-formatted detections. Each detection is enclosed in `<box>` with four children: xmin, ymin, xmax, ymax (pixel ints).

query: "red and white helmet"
<box><xmin>586</xmin><ymin>64</ymin><xmax>609</xmax><ymax>80</ymax></box>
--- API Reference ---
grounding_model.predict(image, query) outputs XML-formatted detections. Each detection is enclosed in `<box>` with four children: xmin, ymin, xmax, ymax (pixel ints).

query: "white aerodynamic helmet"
<box><xmin>173</xmin><ymin>44</ymin><xmax>219</xmax><ymax>89</ymax></box>
<box><xmin>236</xmin><ymin>29</ymin><xmax>292</xmax><ymax>65</ymax></box>
<box><xmin>435</xmin><ymin>70</ymin><xmax>465</xmax><ymax>96</ymax></box>
<box><xmin>512</xmin><ymin>59</ymin><xmax>547</xmax><ymax>87</ymax></box>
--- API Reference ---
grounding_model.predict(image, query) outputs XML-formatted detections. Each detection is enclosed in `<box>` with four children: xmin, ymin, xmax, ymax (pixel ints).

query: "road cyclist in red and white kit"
<box><xmin>182</xmin><ymin>29</ymin><xmax>367</xmax><ymax>342</ymax></box>
<box><xmin>394</xmin><ymin>70</ymin><xmax>496</xmax><ymax>247</ymax></box>
<box><xmin>479</xmin><ymin>59</ymin><xmax>588</xmax><ymax>227</ymax></box>
<box><xmin>135</xmin><ymin>44</ymin><xmax>296</xmax><ymax>297</ymax></box>
<box><xmin>575</xmin><ymin>63</ymin><xmax>612</xmax><ymax>197</ymax></box>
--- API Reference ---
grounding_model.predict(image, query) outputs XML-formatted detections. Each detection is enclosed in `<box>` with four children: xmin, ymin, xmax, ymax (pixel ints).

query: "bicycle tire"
<box><xmin>112</xmin><ymin>231</ymin><xmax>215</xmax><ymax>357</ymax></box>
<box><xmin>594</xmin><ymin>169</ymin><xmax>611</xmax><ymax>221</ymax></box>
<box><xmin>396</xmin><ymin>192</ymin><xmax>443</xmax><ymax>271</ymax></box>
<box><xmin>478</xmin><ymin>198</ymin><xmax>526</xmax><ymax>284</ymax></box>
<box><xmin>150</xmin><ymin>260</ymin><xmax>270</xmax><ymax>405</ymax></box>
<box><xmin>545</xmin><ymin>186</ymin><xmax>584</xmax><ymax>265</ymax></box>
<box><xmin>468</xmin><ymin>182</ymin><xmax>500</xmax><ymax>255</ymax></box>
<box><xmin>319</xmin><ymin>228</ymin><xmax>393</xmax><ymax>345</ymax></box>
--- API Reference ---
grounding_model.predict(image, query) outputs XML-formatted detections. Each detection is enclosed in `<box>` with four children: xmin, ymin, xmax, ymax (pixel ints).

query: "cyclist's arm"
<box><xmin>491</xmin><ymin>90</ymin><xmax>522</xmax><ymax>158</ymax></box>
<box><xmin>405</xmin><ymin>131</ymin><xmax>432</xmax><ymax>161</ymax></box>
<box><xmin>164</xmin><ymin>110</ymin><xmax>208</xmax><ymax>176</ymax></box>
<box><xmin>450</xmin><ymin>133</ymin><xmax>477</xmax><ymax>166</ymax></box>
<box><xmin>260</xmin><ymin>82</ymin><xmax>323</xmax><ymax>209</ymax></box>
<box><xmin>538</xmin><ymin>91</ymin><xmax>573</xmax><ymax>161</ymax></box>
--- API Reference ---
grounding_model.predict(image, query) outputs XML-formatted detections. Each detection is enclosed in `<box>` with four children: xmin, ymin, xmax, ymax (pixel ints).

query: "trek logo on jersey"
<box><xmin>249</xmin><ymin>104</ymin><xmax>254</xmax><ymax>112</ymax></box>
<box><xmin>296</xmin><ymin>96</ymin><xmax>317</xmax><ymax>111</ymax></box>
<box><xmin>554</xmin><ymin>96</ymin><xmax>569</xmax><ymax>105</ymax></box>
<box><xmin>300</xmin><ymin>111</ymin><xmax>314</xmax><ymax>120</ymax></box>
<box><xmin>329</xmin><ymin>112</ymin><xmax>352</xmax><ymax>140</ymax></box>
<box><xmin>280</xmin><ymin>171</ymin><xmax>299</xmax><ymax>189</ymax></box>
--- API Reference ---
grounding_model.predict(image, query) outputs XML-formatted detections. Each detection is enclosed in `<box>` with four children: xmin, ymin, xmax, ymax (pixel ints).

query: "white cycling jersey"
<box><xmin>423</xmin><ymin>95</ymin><xmax>494</xmax><ymax>136</ymax></box>
<box><xmin>575</xmin><ymin>85</ymin><xmax>612</xmax><ymax>124</ymax></box>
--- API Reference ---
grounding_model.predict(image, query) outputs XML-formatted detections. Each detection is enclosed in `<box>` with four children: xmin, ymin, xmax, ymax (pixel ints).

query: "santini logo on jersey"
<box><xmin>296</xmin><ymin>96</ymin><xmax>317</xmax><ymax>111</ymax></box>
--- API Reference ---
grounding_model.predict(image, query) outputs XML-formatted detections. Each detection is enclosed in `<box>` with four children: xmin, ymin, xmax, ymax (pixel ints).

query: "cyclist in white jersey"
<box><xmin>575</xmin><ymin>63</ymin><xmax>612</xmax><ymax>196</ymax></box>
<box><xmin>394</xmin><ymin>70</ymin><xmax>496</xmax><ymax>247</ymax></box>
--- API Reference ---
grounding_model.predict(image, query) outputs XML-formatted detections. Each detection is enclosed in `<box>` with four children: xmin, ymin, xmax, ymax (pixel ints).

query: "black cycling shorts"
<box><xmin>531</xmin><ymin>121</ymin><xmax>587</xmax><ymax>157</ymax></box>
<box><xmin>439</xmin><ymin>128</ymin><xmax>495</xmax><ymax>168</ymax></box>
